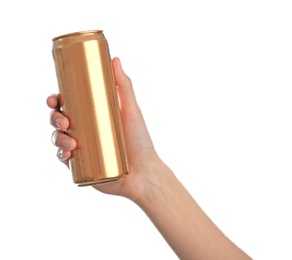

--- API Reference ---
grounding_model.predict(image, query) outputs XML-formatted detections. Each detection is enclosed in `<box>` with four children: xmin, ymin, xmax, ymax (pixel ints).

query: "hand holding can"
<box><xmin>52</xmin><ymin>30</ymin><xmax>129</xmax><ymax>186</ymax></box>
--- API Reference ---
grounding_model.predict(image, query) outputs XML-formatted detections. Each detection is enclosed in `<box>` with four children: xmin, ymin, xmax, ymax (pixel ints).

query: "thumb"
<box><xmin>112</xmin><ymin>57</ymin><xmax>138</xmax><ymax>112</ymax></box>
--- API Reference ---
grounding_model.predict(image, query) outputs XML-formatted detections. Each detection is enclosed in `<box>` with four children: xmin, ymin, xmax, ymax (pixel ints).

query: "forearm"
<box><xmin>136</xmin><ymin>161</ymin><xmax>251</xmax><ymax>260</ymax></box>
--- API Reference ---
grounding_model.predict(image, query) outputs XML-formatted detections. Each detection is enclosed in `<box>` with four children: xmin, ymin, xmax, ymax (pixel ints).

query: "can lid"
<box><xmin>52</xmin><ymin>30</ymin><xmax>103</xmax><ymax>41</ymax></box>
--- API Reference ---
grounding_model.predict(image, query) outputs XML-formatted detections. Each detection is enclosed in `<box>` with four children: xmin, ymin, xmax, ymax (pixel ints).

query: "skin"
<box><xmin>47</xmin><ymin>57</ymin><xmax>251</xmax><ymax>260</ymax></box>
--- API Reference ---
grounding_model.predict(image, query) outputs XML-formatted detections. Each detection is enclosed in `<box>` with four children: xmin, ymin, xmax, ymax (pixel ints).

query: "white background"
<box><xmin>0</xmin><ymin>1</ymin><xmax>291</xmax><ymax>259</ymax></box>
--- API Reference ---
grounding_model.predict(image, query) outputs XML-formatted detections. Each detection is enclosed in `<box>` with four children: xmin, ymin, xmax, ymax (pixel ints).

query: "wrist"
<box><xmin>132</xmin><ymin>157</ymin><xmax>175</xmax><ymax>208</ymax></box>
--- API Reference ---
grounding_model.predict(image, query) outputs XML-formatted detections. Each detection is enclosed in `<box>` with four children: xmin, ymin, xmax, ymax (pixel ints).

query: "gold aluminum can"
<box><xmin>52</xmin><ymin>30</ymin><xmax>129</xmax><ymax>186</ymax></box>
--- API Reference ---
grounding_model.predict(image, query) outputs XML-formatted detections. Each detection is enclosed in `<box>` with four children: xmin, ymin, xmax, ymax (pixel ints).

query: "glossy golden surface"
<box><xmin>52</xmin><ymin>30</ymin><xmax>128</xmax><ymax>186</ymax></box>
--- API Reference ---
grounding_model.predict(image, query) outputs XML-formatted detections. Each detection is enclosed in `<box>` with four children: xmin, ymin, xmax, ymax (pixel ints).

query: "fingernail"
<box><xmin>57</xmin><ymin>149</ymin><xmax>68</xmax><ymax>162</ymax></box>
<box><xmin>62</xmin><ymin>138</ymin><xmax>71</xmax><ymax>149</ymax></box>
<box><xmin>57</xmin><ymin>149</ymin><xmax>63</xmax><ymax>158</ymax></box>
<box><xmin>56</xmin><ymin>118</ymin><xmax>61</xmax><ymax>129</ymax></box>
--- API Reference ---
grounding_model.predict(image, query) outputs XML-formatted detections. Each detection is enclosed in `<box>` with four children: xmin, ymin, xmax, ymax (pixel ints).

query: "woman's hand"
<box><xmin>47</xmin><ymin>57</ymin><xmax>167</xmax><ymax>202</ymax></box>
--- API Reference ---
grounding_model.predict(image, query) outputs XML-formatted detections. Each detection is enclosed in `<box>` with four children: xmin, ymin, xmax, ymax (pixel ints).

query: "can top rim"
<box><xmin>52</xmin><ymin>30</ymin><xmax>103</xmax><ymax>41</ymax></box>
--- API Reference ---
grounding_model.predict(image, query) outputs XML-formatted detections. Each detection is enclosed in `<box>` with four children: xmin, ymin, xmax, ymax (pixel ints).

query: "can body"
<box><xmin>52</xmin><ymin>30</ymin><xmax>128</xmax><ymax>186</ymax></box>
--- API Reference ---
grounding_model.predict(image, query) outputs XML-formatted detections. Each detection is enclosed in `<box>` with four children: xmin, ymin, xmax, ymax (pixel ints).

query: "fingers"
<box><xmin>51</xmin><ymin>130</ymin><xmax>77</xmax><ymax>151</ymax></box>
<box><xmin>52</xmin><ymin>130</ymin><xmax>76</xmax><ymax>165</ymax></box>
<box><xmin>48</xmin><ymin>93</ymin><xmax>75</xmax><ymax>165</ymax></box>
<box><xmin>50</xmin><ymin>110</ymin><xmax>69</xmax><ymax>131</ymax></box>
<box><xmin>47</xmin><ymin>94</ymin><xmax>69</xmax><ymax>130</ymax></box>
